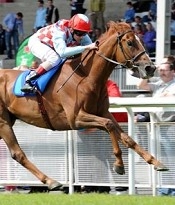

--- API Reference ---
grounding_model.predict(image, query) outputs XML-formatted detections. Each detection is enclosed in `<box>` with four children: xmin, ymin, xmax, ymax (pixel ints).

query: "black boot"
<box><xmin>21</xmin><ymin>71</ymin><xmax>39</xmax><ymax>93</ymax></box>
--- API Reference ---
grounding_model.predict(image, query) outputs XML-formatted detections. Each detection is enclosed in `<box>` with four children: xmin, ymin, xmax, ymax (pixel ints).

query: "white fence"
<box><xmin>0</xmin><ymin>122</ymin><xmax>69</xmax><ymax>186</ymax></box>
<box><xmin>0</xmin><ymin>97</ymin><xmax>175</xmax><ymax>196</ymax></box>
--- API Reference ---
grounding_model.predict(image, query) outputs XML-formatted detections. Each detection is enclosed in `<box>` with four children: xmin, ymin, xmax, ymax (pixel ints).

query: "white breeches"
<box><xmin>28</xmin><ymin>34</ymin><xmax>61</xmax><ymax>71</ymax></box>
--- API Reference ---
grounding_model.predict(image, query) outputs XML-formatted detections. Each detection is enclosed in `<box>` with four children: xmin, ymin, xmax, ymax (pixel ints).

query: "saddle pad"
<box><xmin>13</xmin><ymin>59</ymin><xmax>66</xmax><ymax>97</ymax></box>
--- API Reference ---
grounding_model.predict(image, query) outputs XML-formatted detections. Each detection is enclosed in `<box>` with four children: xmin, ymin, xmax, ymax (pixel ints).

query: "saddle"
<box><xmin>13</xmin><ymin>59</ymin><xmax>66</xmax><ymax>97</ymax></box>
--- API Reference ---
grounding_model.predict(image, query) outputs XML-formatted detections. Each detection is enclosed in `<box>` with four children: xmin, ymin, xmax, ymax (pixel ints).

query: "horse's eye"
<box><xmin>127</xmin><ymin>41</ymin><xmax>133</xmax><ymax>47</ymax></box>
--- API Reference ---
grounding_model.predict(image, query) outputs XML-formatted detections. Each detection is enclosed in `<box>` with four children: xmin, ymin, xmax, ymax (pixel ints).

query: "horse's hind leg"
<box><xmin>1</xmin><ymin>121</ymin><xmax>62</xmax><ymax>190</ymax></box>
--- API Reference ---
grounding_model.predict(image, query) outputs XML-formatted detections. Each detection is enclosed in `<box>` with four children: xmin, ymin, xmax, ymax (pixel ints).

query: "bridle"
<box><xmin>97</xmin><ymin>30</ymin><xmax>146</xmax><ymax>70</ymax></box>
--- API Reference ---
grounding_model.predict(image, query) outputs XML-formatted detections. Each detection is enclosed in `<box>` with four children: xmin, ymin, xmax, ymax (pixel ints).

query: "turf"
<box><xmin>0</xmin><ymin>193</ymin><xmax>174</xmax><ymax>205</ymax></box>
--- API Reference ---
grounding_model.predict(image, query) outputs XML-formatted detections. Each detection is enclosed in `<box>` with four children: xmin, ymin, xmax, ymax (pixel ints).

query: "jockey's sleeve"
<box><xmin>53</xmin><ymin>32</ymin><xmax>93</xmax><ymax>58</ymax></box>
<box><xmin>80</xmin><ymin>35</ymin><xmax>93</xmax><ymax>46</ymax></box>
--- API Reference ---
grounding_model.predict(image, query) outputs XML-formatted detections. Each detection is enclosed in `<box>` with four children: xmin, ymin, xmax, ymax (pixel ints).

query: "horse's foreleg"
<box><xmin>103</xmin><ymin>112</ymin><xmax>168</xmax><ymax>172</ymax></box>
<box><xmin>118</xmin><ymin>131</ymin><xmax>168</xmax><ymax>171</ymax></box>
<box><xmin>76</xmin><ymin>111</ymin><xmax>168</xmax><ymax>174</ymax></box>
<box><xmin>108</xmin><ymin>114</ymin><xmax>167</xmax><ymax>172</ymax></box>
<box><xmin>1</xmin><ymin>125</ymin><xmax>62</xmax><ymax>190</ymax></box>
<box><xmin>75</xmin><ymin>112</ymin><xmax>125</xmax><ymax>175</ymax></box>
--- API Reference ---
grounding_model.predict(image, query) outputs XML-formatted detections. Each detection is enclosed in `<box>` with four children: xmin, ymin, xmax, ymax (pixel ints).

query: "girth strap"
<box><xmin>36</xmin><ymin>91</ymin><xmax>55</xmax><ymax>131</ymax></box>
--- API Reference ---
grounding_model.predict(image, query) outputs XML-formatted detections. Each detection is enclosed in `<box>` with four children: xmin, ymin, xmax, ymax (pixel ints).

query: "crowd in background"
<box><xmin>1</xmin><ymin>0</ymin><xmax>175</xmax><ymax>60</ymax></box>
<box><xmin>0</xmin><ymin>0</ymin><xmax>175</xmax><ymax>59</ymax></box>
<box><xmin>122</xmin><ymin>0</ymin><xmax>157</xmax><ymax>56</ymax></box>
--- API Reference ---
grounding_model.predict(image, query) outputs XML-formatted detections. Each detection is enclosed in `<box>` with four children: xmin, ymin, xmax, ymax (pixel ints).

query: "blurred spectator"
<box><xmin>170</xmin><ymin>19</ymin><xmax>175</xmax><ymax>50</ymax></box>
<box><xmin>70</xmin><ymin>0</ymin><xmax>86</xmax><ymax>17</ymax></box>
<box><xmin>133</xmin><ymin>0</ymin><xmax>152</xmax><ymax>13</ymax></box>
<box><xmin>33</xmin><ymin>0</ymin><xmax>47</xmax><ymax>33</ymax></box>
<box><xmin>3</xmin><ymin>12</ymin><xmax>24</xmax><ymax>59</ymax></box>
<box><xmin>148</xmin><ymin>0</ymin><xmax>157</xmax><ymax>21</ymax></box>
<box><xmin>89</xmin><ymin>0</ymin><xmax>105</xmax><ymax>33</ymax></box>
<box><xmin>142</xmin><ymin>0</ymin><xmax>157</xmax><ymax>22</ymax></box>
<box><xmin>134</xmin><ymin>94</ymin><xmax>150</xmax><ymax>123</ymax></box>
<box><xmin>171</xmin><ymin>1</ymin><xmax>175</xmax><ymax>20</ymax></box>
<box><xmin>46</xmin><ymin>0</ymin><xmax>59</xmax><ymax>25</ymax></box>
<box><xmin>133</xmin><ymin>16</ymin><xmax>147</xmax><ymax>34</ymax></box>
<box><xmin>4</xmin><ymin>185</ymin><xmax>17</xmax><ymax>193</ymax></box>
<box><xmin>91</xmin><ymin>27</ymin><xmax>102</xmax><ymax>42</ymax></box>
<box><xmin>134</xmin><ymin>24</ymin><xmax>144</xmax><ymax>41</ymax></box>
<box><xmin>123</xmin><ymin>1</ymin><xmax>135</xmax><ymax>22</ymax></box>
<box><xmin>134</xmin><ymin>112</ymin><xmax>150</xmax><ymax>123</ymax></box>
<box><xmin>142</xmin><ymin>22</ymin><xmax>156</xmax><ymax>55</ymax></box>
<box><xmin>0</xmin><ymin>24</ymin><xmax>6</xmax><ymax>54</ymax></box>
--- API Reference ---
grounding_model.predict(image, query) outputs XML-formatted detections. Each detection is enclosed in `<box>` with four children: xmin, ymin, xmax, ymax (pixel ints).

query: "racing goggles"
<box><xmin>74</xmin><ymin>30</ymin><xmax>87</xmax><ymax>37</ymax></box>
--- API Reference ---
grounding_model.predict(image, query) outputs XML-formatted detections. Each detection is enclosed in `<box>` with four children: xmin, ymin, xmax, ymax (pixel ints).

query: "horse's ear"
<box><xmin>106</xmin><ymin>22</ymin><xmax>110</xmax><ymax>31</ymax></box>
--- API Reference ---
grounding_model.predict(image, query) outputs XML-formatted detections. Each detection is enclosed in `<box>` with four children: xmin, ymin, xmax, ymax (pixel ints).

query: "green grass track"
<box><xmin>0</xmin><ymin>193</ymin><xmax>174</xmax><ymax>205</ymax></box>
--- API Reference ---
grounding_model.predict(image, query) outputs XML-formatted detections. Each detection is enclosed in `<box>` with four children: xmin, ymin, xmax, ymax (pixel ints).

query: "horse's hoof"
<box><xmin>48</xmin><ymin>181</ymin><xmax>63</xmax><ymax>191</ymax></box>
<box><xmin>154</xmin><ymin>164</ymin><xmax>169</xmax><ymax>172</ymax></box>
<box><xmin>113</xmin><ymin>165</ymin><xmax>125</xmax><ymax>175</ymax></box>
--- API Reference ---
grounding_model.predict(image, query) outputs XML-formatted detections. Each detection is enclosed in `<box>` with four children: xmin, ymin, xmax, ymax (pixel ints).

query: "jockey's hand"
<box><xmin>85</xmin><ymin>43</ymin><xmax>98</xmax><ymax>51</ymax></box>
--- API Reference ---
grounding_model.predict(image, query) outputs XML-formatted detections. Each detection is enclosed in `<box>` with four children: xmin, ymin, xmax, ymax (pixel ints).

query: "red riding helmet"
<box><xmin>69</xmin><ymin>14</ymin><xmax>92</xmax><ymax>32</ymax></box>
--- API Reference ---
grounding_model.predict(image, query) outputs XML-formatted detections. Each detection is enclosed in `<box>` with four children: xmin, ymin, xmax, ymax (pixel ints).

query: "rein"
<box><xmin>97</xmin><ymin>52</ymin><xmax>124</xmax><ymax>67</ymax></box>
<box><xmin>57</xmin><ymin>50</ymin><xmax>92</xmax><ymax>93</ymax></box>
<box><xmin>97</xmin><ymin>50</ymin><xmax>146</xmax><ymax>69</ymax></box>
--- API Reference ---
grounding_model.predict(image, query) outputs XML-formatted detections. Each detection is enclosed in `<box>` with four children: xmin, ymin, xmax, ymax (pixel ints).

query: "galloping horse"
<box><xmin>0</xmin><ymin>21</ymin><xmax>168</xmax><ymax>190</ymax></box>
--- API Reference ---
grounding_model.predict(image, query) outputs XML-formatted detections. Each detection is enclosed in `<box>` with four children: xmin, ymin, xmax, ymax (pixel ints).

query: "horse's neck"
<box><xmin>86</xmin><ymin>43</ymin><xmax>116</xmax><ymax>83</ymax></box>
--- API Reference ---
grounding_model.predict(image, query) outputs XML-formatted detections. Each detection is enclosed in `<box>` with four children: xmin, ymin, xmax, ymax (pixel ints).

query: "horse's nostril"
<box><xmin>145</xmin><ymin>66</ymin><xmax>151</xmax><ymax>73</ymax></box>
<box><xmin>145</xmin><ymin>65</ymin><xmax>156</xmax><ymax>77</ymax></box>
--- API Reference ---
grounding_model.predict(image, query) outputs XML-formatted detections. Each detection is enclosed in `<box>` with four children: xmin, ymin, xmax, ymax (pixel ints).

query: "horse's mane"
<box><xmin>99</xmin><ymin>21</ymin><xmax>132</xmax><ymax>41</ymax></box>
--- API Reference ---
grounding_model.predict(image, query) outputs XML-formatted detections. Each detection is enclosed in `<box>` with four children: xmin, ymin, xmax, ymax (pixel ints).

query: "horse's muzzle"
<box><xmin>145</xmin><ymin>64</ymin><xmax>156</xmax><ymax>78</ymax></box>
<box><xmin>130</xmin><ymin>64</ymin><xmax>156</xmax><ymax>79</ymax></box>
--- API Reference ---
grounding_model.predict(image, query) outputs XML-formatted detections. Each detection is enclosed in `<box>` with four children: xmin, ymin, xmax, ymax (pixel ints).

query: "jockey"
<box><xmin>21</xmin><ymin>13</ymin><xmax>98</xmax><ymax>93</ymax></box>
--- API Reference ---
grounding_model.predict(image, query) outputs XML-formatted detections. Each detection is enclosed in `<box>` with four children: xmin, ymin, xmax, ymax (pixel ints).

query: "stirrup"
<box><xmin>21</xmin><ymin>83</ymin><xmax>35</xmax><ymax>93</ymax></box>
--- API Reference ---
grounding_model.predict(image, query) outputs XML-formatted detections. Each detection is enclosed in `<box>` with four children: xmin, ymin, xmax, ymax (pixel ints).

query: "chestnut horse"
<box><xmin>0</xmin><ymin>21</ymin><xmax>167</xmax><ymax>190</ymax></box>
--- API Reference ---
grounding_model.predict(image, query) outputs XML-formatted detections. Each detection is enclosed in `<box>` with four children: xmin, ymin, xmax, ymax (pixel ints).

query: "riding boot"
<box><xmin>21</xmin><ymin>71</ymin><xmax>39</xmax><ymax>93</ymax></box>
